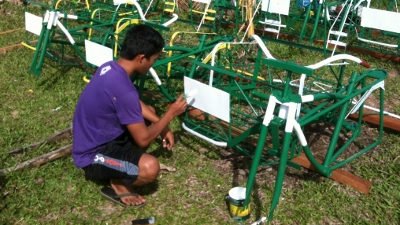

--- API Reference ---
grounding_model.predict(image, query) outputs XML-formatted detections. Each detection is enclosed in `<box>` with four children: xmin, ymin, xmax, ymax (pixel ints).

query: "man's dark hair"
<box><xmin>119</xmin><ymin>24</ymin><xmax>165</xmax><ymax>60</ymax></box>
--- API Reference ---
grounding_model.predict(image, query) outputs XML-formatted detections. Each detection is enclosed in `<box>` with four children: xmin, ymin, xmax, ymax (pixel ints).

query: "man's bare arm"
<box><xmin>127</xmin><ymin>94</ymin><xmax>187</xmax><ymax>148</ymax></box>
<box><xmin>139</xmin><ymin>100</ymin><xmax>171</xmax><ymax>139</ymax></box>
<box><xmin>140</xmin><ymin>101</ymin><xmax>160</xmax><ymax>123</ymax></box>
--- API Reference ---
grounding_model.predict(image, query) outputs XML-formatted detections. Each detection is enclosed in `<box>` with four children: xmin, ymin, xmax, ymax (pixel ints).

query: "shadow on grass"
<box><xmin>85</xmin><ymin>176</ymin><xmax>160</xmax><ymax>197</ymax></box>
<box><xmin>136</xmin><ymin>180</ymin><xmax>160</xmax><ymax>196</ymax></box>
<box><xmin>35</xmin><ymin>64</ymin><xmax>81</xmax><ymax>90</ymax></box>
<box><xmin>148</xmin><ymin>142</ymin><xmax>173</xmax><ymax>159</ymax></box>
<box><xmin>0</xmin><ymin>175</ymin><xmax>7</xmax><ymax>190</ymax></box>
<box><xmin>0</xmin><ymin>176</ymin><xmax>8</xmax><ymax>213</ymax></box>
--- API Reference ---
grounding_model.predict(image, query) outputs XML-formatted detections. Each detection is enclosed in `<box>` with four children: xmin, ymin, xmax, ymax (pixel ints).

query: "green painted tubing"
<box><xmin>227</xmin><ymin>123</ymin><xmax>262</xmax><ymax>148</ymax></box>
<box><xmin>188</xmin><ymin>35</ymin><xmax>207</xmax><ymax>79</ymax></box>
<box><xmin>377</xmin><ymin>86</ymin><xmax>385</xmax><ymax>142</ymax></box>
<box><xmin>267</xmin><ymin>131</ymin><xmax>292</xmax><ymax>222</ymax></box>
<box><xmin>309</xmin><ymin>2</ymin><xmax>323</xmax><ymax>43</ymax></box>
<box><xmin>323</xmin><ymin>4</ymin><xmax>328</xmax><ymax>58</ymax></box>
<box><xmin>302</xmin><ymin>144</ymin><xmax>330</xmax><ymax>176</ymax></box>
<box><xmin>251</xmin><ymin>49</ymin><xmax>263</xmax><ymax>83</ymax></box>
<box><xmin>302</xmin><ymin>79</ymin><xmax>383</xmax><ymax>117</ymax></box>
<box><xmin>102</xmin><ymin>10</ymin><xmax>119</xmax><ymax>46</ymax></box>
<box><xmin>71</xmin><ymin>43</ymin><xmax>86</xmax><ymax>63</ymax></box>
<box><xmin>322</xmin><ymin>102</ymin><xmax>354</xmax><ymax>166</ymax></box>
<box><xmin>164</xmin><ymin>46</ymin><xmax>195</xmax><ymax>52</ymax></box>
<box><xmin>158</xmin><ymin>84</ymin><xmax>174</xmax><ymax>102</ymax></box>
<box><xmin>299</xmin><ymin>94</ymin><xmax>356</xmax><ymax>126</ymax></box>
<box><xmin>303</xmin><ymin>72</ymin><xmax>386</xmax><ymax>172</ymax></box>
<box><xmin>330</xmin><ymin>74</ymin><xmax>366</xmax><ymax>161</ymax></box>
<box><xmin>153</xmin><ymin>36</ymin><xmax>233</xmax><ymax>67</ymax></box>
<box><xmin>330</xmin><ymin>125</ymin><xmax>361</xmax><ymax>160</ymax></box>
<box><xmin>330</xmin><ymin>84</ymin><xmax>386</xmax><ymax>171</ymax></box>
<box><xmin>299</xmin><ymin>4</ymin><xmax>312</xmax><ymax>43</ymax></box>
<box><xmin>330</xmin><ymin>109</ymin><xmax>383</xmax><ymax>170</ymax></box>
<box><xmin>282</xmin><ymin>71</ymin><xmax>292</xmax><ymax>98</ymax></box>
<box><xmin>330</xmin><ymin>138</ymin><xmax>381</xmax><ymax>171</ymax></box>
<box><xmin>32</xmin><ymin>25</ymin><xmax>52</xmax><ymax>76</ymax></box>
<box><xmin>322</xmin><ymin>72</ymin><xmax>358</xmax><ymax>167</ymax></box>
<box><xmin>243</xmin><ymin>125</ymin><xmax>269</xmax><ymax>209</ymax></box>
<box><xmin>29</xmin><ymin>21</ymin><xmax>47</xmax><ymax>76</ymax></box>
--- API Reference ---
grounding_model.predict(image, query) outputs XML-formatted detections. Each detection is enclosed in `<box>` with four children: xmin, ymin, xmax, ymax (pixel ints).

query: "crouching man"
<box><xmin>72</xmin><ymin>24</ymin><xmax>187</xmax><ymax>207</ymax></box>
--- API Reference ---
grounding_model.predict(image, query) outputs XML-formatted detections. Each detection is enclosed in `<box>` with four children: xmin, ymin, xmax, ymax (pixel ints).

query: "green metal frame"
<box><xmin>24</xmin><ymin>0</ymin><xmax>171</xmax><ymax>77</ymax></box>
<box><xmin>180</xmin><ymin>37</ymin><xmax>387</xmax><ymax>221</ymax></box>
<box><xmin>253</xmin><ymin>0</ymin><xmax>399</xmax><ymax>58</ymax></box>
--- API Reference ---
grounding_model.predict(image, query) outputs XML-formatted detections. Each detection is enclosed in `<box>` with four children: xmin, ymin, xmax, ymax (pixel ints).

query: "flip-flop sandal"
<box><xmin>100</xmin><ymin>187</ymin><xmax>146</xmax><ymax>208</ymax></box>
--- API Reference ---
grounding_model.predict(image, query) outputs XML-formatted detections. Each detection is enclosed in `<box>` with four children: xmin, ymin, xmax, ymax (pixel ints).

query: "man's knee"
<box><xmin>139</xmin><ymin>154</ymin><xmax>160</xmax><ymax>182</ymax></box>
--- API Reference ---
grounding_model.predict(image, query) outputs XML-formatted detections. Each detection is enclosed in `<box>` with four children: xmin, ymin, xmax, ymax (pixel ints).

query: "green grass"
<box><xmin>1</xmin><ymin>1</ymin><xmax>400</xmax><ymax>224</ymax></box>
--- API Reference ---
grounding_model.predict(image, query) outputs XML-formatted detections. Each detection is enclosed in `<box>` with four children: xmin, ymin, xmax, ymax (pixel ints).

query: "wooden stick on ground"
<box><xmin>8</xmin><ymin>127</ymin><xmax>72</xmax><ymax>154</ymax></box>
<box><xmin>291</xmin><ymin>154</ymin><xmax>372</xmax><ymax>194</ymax></box>
<box><xmin>0</xmin><ymin>40</ymin><xmax>38</xmax><ymax>54</ymax></box>
<box><xmin>0</xmin><ymin>28</ymin><xmax>24</xmax><ymax>35</ymax></box>
<box><xmin>1</xmin><ymin>143</ymin><xmax>176</xmax><ymax>176</ymax></box>
<box><xmin>3</xmin><ymin>123</ymin><xmax>176</xmax><ymax>175</ymax></box>
<box><xmin>349</xmin><ymin>109</ymin><xmax>400</xmax><ymax>132</ymax></box>
<box><xmin>0</xmin><ymin>144</ymin><xmax>72</xmax><ymax>176</ymax></box>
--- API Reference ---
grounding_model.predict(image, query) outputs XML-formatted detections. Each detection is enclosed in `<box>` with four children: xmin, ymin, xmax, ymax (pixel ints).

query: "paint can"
<box><xmin>226</xmin><ymin>187</ymin><xmax>250</xmax><ymax>221</ymax></box>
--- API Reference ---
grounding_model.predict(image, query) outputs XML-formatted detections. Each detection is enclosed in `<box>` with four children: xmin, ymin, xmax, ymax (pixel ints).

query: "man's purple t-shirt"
<box><xmin>72</xmin><ymin>61</ymin><xmax>144</xmax><ymax>168</ymax></box>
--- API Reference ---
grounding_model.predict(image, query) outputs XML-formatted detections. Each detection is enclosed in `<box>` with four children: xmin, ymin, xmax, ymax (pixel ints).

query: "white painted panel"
<box><xmin>25</xmin><ymin>12</ymin><xmax>43</xmax><ymax>35</ymax></box>
<box><xmin>113</xmin><ymin>0</ymin><xmax>129</xmax><ymax>5</ymax></box>
<box><xmin>84</xmin><ymin>40</ymin><xmax>113</xmax><ymax>67</ymax></box>
<box><xmin>192</xmin><ymin>0</ymin><xmax>210</xmax><ymax>3</ymax></box>
<box><xmin>184</xmin><ymin>76</ymin><xmax>230</xmax><ymax>123</ymax></box>
<box><xmin>261</xmin><ymin>0</ymin><xmax>290</xmax><ymax>15</ymax></box>
<box><xmin>361</xmin><ymin>8</ymin><xmax>400</xmax><ymax>33</ymax></box>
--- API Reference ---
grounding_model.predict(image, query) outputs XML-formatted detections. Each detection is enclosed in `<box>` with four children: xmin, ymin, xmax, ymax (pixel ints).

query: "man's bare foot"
<box><xmin>110</xmin><ymin>179</ymin><xmax>146</xmax><ymax>206</ymax></box>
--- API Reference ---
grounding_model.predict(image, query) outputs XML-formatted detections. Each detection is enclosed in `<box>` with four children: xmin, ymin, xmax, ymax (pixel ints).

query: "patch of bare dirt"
<box><xmin>95</xmin><ymin>204</ymin><xmax>120</xmax><ymax>217</ymax></box>
<box><xmin>4</xmin><ymin>0</ymin><xmax>23</xmax><ymax>5</ymax></box>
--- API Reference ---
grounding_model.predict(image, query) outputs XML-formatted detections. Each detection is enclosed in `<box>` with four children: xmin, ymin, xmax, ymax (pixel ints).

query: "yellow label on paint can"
<box><xmin>227</xmin><ymin>187</ymin><xmax>250</xmax><ymax>220</ymax></box>
<box><xmin>230</xmin><ymin>203</ymin><xmax>250</xmax><ymax>217</ymax></box>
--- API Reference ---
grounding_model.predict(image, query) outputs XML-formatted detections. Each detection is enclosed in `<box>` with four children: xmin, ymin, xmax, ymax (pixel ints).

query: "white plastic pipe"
<box><xmin>162</xmin><ymin>13</ymin><xmax>178</xmax><ymax>27</ymax></box>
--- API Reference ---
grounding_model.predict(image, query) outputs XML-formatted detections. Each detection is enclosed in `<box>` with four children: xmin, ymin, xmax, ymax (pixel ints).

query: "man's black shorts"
<box><xmin>82</xmin><ymin>131</ymin><xmax>143</xmax><ymax>184</ymax></box>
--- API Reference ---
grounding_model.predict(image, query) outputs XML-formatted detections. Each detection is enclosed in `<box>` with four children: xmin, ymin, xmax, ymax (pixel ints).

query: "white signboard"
<box><xmin>25</xmin><ymin>12</ymin><xmax>43</xmax><ymax>35</ymax></box>
<box><xmin>85</xmin><ymin>40</ymin><xmax>113</xmax><ymax>67</ymax></box>
<box><xmin>184</xmin><ymin>76</ymin><xmax>230</xmax><ymax>123</ymax></box>
<box><xmin>261</xmin><ymin>0</ymin><xmax>290</xmax><ymax>15</ymax></box>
